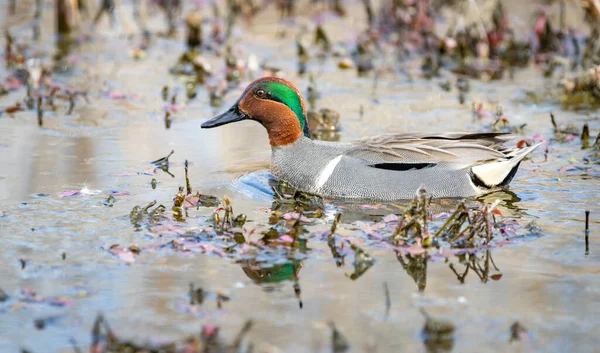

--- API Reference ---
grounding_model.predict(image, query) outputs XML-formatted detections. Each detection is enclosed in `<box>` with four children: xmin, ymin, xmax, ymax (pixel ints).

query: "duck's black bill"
<box><xmin>201</xmin><ymin>105</ymin><xmax>246</xmax><ymax>128</ymax></box>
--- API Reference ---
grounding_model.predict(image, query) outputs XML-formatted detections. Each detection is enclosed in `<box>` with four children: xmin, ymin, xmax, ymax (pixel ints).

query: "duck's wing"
<box><xmin>344</xmin><ymin>132</ymin><xmax>540</xmax><ymax>190</ymax></box>
<box><xmin>346</xmin><ymin>132</ymin><xmax>515</xmax><ymax>165</ymax></box>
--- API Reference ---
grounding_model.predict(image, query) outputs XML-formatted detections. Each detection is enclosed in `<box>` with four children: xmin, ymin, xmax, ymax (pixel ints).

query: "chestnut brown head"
<box><xmin>201</xmin><ymin>77</ymin><xmax>310</xmax><ymax>146</ymax></box>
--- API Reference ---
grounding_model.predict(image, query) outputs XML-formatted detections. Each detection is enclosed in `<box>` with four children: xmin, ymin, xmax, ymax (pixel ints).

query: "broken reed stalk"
<box><xmin>165</xmin><ymin>111</ymin><xmax>172</xmax><ymax>129</ymax></box>
<box><xmin>67</xmin><ymin>94</ymin><xmax>75</xmax><ymax>114</ymax></box>
<box><xmin>328</xmin><ymin>213</ymin><xmax>344</xmax><ymax>267</ymax></box>
<box><xmin>434</xmin><ymin>202</ymin><xmax>467</xmax><ymax>238</ymax></box>
<box><xmin>186</xmin><ymin>11</ymin><xmax>202</xmax><ymax>50</ymax></box>
<box><xmin>585</xmin><ymin>210</ymin><xmax>590</xmax><ymax>255</ymax></box>
<box><xmin>184</xmin><ymin>160</ymin><xmax>191</xmax><ymax>195</ymax></box>
<box><xmin>162</xmin><ymin>86</ymin><xmax>169</xmax><ymax>101</ymax></box>
<box><xmin>582</xmin><ymin>124</ymin><xmax>590</xmax><ymax>149</ymax></box>
<box><xmin>37</xmin><ymin>96</ymin><xmax>43</xmax><ymax>127</ymax></box>
<box><xmin>290</xmin><ymin>211</ymin><xmax>304</xmax><ymax>245</ymax></box>
<box><xmin>330</xmin><ymin>212</ymin><xmax>342</xmax><ymax>235</ymax></box>
<box><xmin>56</xmin><ymin>0</ymin><xmax>75</xmax><ymax>36</ymax></box>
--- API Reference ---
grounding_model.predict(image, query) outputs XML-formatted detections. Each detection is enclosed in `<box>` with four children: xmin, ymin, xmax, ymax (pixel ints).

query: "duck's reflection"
<box><xmin>475</xmin><ymin>190</ymin><xmax>524</xmax><ymax>218</ymax></box>
<box><xmin>239</xmin><ymin>259</ymin><xmax>304</xmax><ymax>309</ymax></box>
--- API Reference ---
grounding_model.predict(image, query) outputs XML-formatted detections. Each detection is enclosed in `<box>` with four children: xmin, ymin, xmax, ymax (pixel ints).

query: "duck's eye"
<box><xmin>255</xmin><ymin>89</ymin><xmax>266</xmax><ymax>98</ymax></box>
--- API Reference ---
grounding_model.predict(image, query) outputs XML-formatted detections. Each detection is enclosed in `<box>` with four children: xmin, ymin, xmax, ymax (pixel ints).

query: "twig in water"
<box><xmin>585</xmin><ymin>210</ymin><xmax>590</xmax><ymax>255</ymax></box>
<box><xmin>37</xmin><ymin>96</ymin><xmax>43</xmax><ymax>127</ymax></box>
<box><xmin>184</xmin><ymin>160</ymin><xmax>192</xmax><ymax>195</ymax></box>
<box><xmin>550</xmin><ymin>112</ymin><xmax>558</xmax><ymax>130</ymax></box>
<box><xmin>151</xmin><ymin>150</ymin><xmax>174</xmax><ymax>167</ymax></box>
<box><xmin>383</xmin><ymin>282</ymin><xmax>391</xmax><ymax>320</ymax></box>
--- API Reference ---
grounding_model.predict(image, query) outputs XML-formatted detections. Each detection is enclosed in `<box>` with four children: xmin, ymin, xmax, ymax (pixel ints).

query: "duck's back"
<box><xmin>270</xmin><ymin>137</ymin><xmax>482</xmax><ymax>200</ymax></box>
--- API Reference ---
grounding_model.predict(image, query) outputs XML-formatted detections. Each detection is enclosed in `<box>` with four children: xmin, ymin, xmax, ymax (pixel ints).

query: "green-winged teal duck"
<box><xmin>201</xmin><ymin>77</ymin><xmax>540</xmax><ymax>200</ymax></box>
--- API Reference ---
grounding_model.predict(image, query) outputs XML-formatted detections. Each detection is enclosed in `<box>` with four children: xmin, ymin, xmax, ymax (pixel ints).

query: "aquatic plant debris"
<box><xmin>83</xmin><ymin>314</ymin><xmax>254</xmax><ymax>353</ymax></box>
<box><xmin>151</xmin><ymin>150</ymin><xmax>175</xmax><ymax>177</ymax></box>
<box><xmin>330</xmin><ymin>322</ymin><xmax>350</xmax><ymax>353</ymax></box>
<box><xmin>421</xmin><ymin>309</ymin><xmax>455</xmax><ymax>353</ymax></box>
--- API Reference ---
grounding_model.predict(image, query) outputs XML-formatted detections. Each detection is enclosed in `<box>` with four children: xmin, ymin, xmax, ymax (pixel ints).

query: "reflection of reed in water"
<box><xmin>396</xmin><ymin>250</ymin><xmax>501</xmax><ymax>291</ymax></box>
<box><xmin>448</xmin><ymin>250</ymin><xmax>501</xmax><ymax>284</ymax></box>
<box><xmin>396</xmin><ymin>252</ymin><xmax>428</xmax><ymax>291</ymax></box>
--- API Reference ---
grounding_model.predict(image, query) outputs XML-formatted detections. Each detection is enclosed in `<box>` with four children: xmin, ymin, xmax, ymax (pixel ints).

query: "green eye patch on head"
<box><xmin>257</xmin><ymin>81</ymin><xmax>310</xmax><ymax>137</ymax></box>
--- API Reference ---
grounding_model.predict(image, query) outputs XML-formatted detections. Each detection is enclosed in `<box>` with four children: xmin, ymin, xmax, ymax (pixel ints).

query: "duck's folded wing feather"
<box><xmin>347</xmin><ymin>132</ymin><xmax>514</xmax><ymax>165</ymax></box>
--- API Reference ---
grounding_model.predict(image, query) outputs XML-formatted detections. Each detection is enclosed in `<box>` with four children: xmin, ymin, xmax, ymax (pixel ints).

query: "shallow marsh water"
<box><xmin>1</xmin><ymin>1</ymin><xmax>600</xmax><ymax>352</ymax></box>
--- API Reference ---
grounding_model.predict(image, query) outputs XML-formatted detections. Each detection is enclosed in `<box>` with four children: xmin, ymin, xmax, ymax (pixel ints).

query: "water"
<box><xmin>1</xmin><ymin>1</ymin><xmax>600</xmax><ymax>352</ymax></box>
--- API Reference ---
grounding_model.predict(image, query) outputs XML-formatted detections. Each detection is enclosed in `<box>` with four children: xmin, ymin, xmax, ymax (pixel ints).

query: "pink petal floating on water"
<box><xmin>58</xmin><ymin>190</ymin><xmax>81</xmax><ymax>198</ymax></box>
<box><xmin>110</xmin><ymin>191</ymin><xmax>130</xmax><ymax>196</ymax></box>
<box><xmin>112</xmin><ymin>172</ymin><xmax>138</xmax><ymax>177</ymax></box>
<box><xmin>360</xmin><ymin>203</ymin><xmax>383</xmax><ymax>210</ymax></box>
<box><xmin>283</xmin><ymin>212</ymin><xmax>310</xmax><ymax>222</ymax></box>
<box><xmin>184</xmin><ymin>195</ymin><xmax>199</xmax><ymax>208</ymax></box>
<box><xmin>531</xmin><ymin>134</ymin><xmax>547</xmax><ymax>143</ymax></box>
<box><xmin>164</xmin><ymin>103</ymin><xmax>184</xmax><ymax>112</ymax></box>
<box><xmin>46</xmin><ymin>297</ymin><xmax>73</xmax><ymax>307</ymax></box>
<box><xmin>200</xmin><ymin>244</ymin><xmax>225</xmax><ymax>257</ymax></box>
<box><xmin>6</xmin><ymin>77</ymin><xmax>22</xmax><ymax>90</ymax></box>
<box><xmin>106</xmin><ymin>245</ymin><xmax>136</xmax><ymax>264</ymax></box>
<box><xmin>559</xmin><ymin>166</ymin><xmax>578</xmax><ymax>173</ymax></box>
<box><xmin>202</xmin><ymin>325</ymin><xmax>219</xmax><ymax>338</ymax></box>
<box><xmin>382</xmin><ymin>214</ymin><xmax>399</xmax><ymax>223</ymax></box>
<box><xmin>534</xmin><ymin>14</ymin><xmax>547</xmax><ymax>36</ymax></box>
<box><xmin>366</xmin><ymin>231</ymin><xmax>383</xmax><ymax>240</ymax></box>
<box><xmin>239</xmin><ymin>243</ymin><xmax>250</xmax><ymax>253</ymax></box>
<box><xmin>400</xmin><ymin>245</ymin><xmax>426</xmax><ymax>256</ymax></box>
<box><xmin>432</xmin><ymin>212</ymin><xmax>450</xmax><ymax>220</ymax></box>
<box><xmin>107</xmin><ymin>92</ymin><xmax>127</xmax><ymax>100</ymax></box>
<box><xmin>150</xmin><ymin>223</ymin><xmax>185</xmax><ymax>236</ymax></box>
<box><xmin>343</xmin><ymin>237</ymin><xmax>363</xmax><ymax>245</ymax></box>
<box><xmin>277</xmin><ymin>235</ymin><xmax>294</xmax><ymax>243</ymax></box>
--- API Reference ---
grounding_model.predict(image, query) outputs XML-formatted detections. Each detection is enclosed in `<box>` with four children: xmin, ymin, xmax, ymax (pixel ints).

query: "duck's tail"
<box><xmin>469</xmin><ymin>142</ymin><xmax>541</xmax><ymax>190</ymax></box>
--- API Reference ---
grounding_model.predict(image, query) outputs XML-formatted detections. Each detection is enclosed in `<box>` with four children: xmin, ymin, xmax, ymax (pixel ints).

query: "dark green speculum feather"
<box><xmin>263</xmin><ymin>81</ymin><xmax>311</xmax><ymax>137</ymax></box>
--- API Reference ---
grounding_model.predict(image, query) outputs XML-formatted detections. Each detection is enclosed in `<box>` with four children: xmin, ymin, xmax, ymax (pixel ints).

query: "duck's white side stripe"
<box><xmin>316</xmin><ymin>155</ymin><xmax>343</xmax><ymax>189</ymax></box>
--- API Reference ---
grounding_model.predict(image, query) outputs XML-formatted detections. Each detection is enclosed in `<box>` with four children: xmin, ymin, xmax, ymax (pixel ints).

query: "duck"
<box><xmin>201</xmin><ymin>77</ymin><xmax>540</xmax><ymax>200</ymax></box>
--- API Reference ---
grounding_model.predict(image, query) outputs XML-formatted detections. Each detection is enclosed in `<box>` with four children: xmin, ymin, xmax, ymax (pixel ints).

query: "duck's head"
<box><xmin>201</xmin><ymin>77</ymin><xmax>310</xmax><ymax>146</ymax></box>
